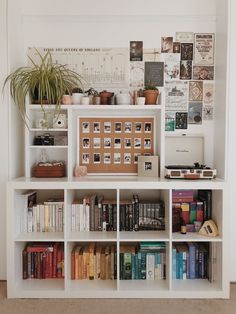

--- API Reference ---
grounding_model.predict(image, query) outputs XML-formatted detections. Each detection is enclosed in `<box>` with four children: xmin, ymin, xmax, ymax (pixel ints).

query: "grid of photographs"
<box><xmin>79</xmin><ymin>117</ymin><xmax>154</xmax><ymax>174</ymax></box>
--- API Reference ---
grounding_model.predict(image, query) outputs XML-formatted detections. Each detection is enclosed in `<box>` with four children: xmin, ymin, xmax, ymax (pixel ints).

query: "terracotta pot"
<box><xmin>143</xmin><ymin>90</ymin><xmax>159</xmax><ymax>105</ymax></box>
<box><xmin>99</xmin><ymin>90</ymin><xmax>113</xmax><ymax>105</ymax></box>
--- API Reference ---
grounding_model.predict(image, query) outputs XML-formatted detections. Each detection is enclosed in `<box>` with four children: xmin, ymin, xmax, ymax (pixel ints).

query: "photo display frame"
<box><xmin>78</xmin><ymin>117</ymin><xmax>154</xmax><ymax>174</ymax></box>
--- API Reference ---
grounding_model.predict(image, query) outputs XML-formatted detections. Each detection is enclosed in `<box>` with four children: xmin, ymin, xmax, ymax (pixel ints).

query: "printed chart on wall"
<box><xmin>78</xmin><ymin>117</ymin><xmax>154</xmax><ymax>174</ymax></box>
<box><xmin>28</xmin><ymin>47</ymin><xmax>129</xmax><ymax>89</ymax></box>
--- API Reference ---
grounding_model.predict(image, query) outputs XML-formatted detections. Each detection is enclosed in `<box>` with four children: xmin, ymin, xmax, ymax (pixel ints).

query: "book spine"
<box><xmin>120</xmin><ymin>253</ymin><xmax>124</xmax><ymax>280</ymax></box>
<box><xmin>140</xmin><ymin>252</ymin><xmax>146</xmax><ymax>280</ymax></box>
<box><xmin>123</xmin><ymin>253</ymin><xmax>132</xmax><ymax>280</ymax></box>
<box><xmin>133</xmin><ymin>196</ymin><xmax>139</xmax><ymax>231</ymax></box>
<box><xmin>188</xmin><ymin>244</ymin><xmax>196</xmax><ymax>279</ymax></box>
<box><xmin>146</xmin><ymin>253</ymin><xmax>155</xmax><ymax>280</ymax></box>
<box><xmin>113</xmin><ymin>204</ymin><xmax>117</xmax><ymax>231</ymax></box>
<box><xmin>172</xmin><ymin>247</ymin><xmax>177</xmax><ymax>279</ymax></box>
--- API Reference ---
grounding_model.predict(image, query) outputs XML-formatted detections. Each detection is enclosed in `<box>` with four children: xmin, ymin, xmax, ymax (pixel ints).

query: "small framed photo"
<box><xmin>94</xmin><ymin>153</ymin><xmax>101</xmax><ymax>164</ymax></box>
<box><xmin>115</xmin><ymin>122</ymin><xmax>122</xmax><ymax>133</ymax></box>
<box><xmin>104</xmin><ymin>138</ymin><xmax>111</xmax><ymax>148</ymax></box>
<box><xmin>144</xmin><ymin>138</ymin><xmax>151</xmax><ymax>149</ymax></box>
<box><xmin>144</xmin><ymin>122</ymin><xmax>152</xmax><ymax>133</ymax></box>
<box><xmin>124</xmin><ymin>122</ymin><xmax>132</xmax><ymax>133</ymax></box>
<box><xmin>138</xmin><ymin>156</ymin><xmax>159</xmax><ymax>177</ymax></box>
<box><xmin>93</xmin><ymin>137</ymin><xmax>101</xmax><ymax>149</ymax></box>
<box><xmin>134</xmin><ymin>153</ymin><xmax>141</xmax><ymax>164</ymax></box>
<box><xmin>114</xmin><ymin>153</ymin><xmax>121</xmax><ymax>164</ymax></box>
<box><xmin>104</xmin><ymin>153</ymin><xmax>111</xmax><ymax>164</ymax></box>
<box><xmin>124</xmin><ymin>153</ymin><xmax>131</xmax><ymax>164</ymax></box>
<box><xmin>82</xmin><ymin>122</ymin><xmax>90</xmax><ymax>133</ymax></box>
<box><xmin>114</xmin><ymin>138</ymin><xmax>121</xmax><ymax>149</ymax></box>
<box><xmin>82</xmin><ymin>153</ymin><xmax>90</xmax><ymax>164</ymax></box>
<box><xmin>134</xmin><ymin>138</ymin><xmax>141</xmax><ymax>149</ymax></box>
<box><xmin>135</xmin><ymin>122</ymin><xmax>142</xmax><ymax>133</ymax></box>
<box><xmin>124</xmin><ymin>138</ymin><xmax>132</xmax><ymax>149</ymax></box>
<box><xmin>93</xmin><ymin>122</ymin><xmax>100</xmax><ymax>133</ymax></box>
<box><xmin>104</xmin><ymin>122</ymin><xmax>111</xmax><ymax>133</ymax></box>
<box><xmin>82</xmin><ymin>138</ymin><xmax>90</xmax><ymax>148</ymax></box>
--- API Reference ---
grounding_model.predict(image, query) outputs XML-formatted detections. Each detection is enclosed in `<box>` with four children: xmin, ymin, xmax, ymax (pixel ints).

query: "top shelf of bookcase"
<box><xmin>27</xmin><ymin>105</ymin><xmax>162</xmax><ymax>111</ymax></box>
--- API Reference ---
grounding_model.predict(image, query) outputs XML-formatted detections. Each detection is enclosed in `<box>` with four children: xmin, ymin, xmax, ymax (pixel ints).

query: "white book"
<box><xmin>146</xmin><ymin>253</ymin><xmax>155</xmax><ymax>280</ymax></box>
<box><xmin>79</xmin><ymin>204</ymin><xmax>83</xmax><ymax>232</ymax></box>
<box><xmin>71</xmin><ymin>204</ymin><xmax>75</xmax><ymax>232</ymax></box>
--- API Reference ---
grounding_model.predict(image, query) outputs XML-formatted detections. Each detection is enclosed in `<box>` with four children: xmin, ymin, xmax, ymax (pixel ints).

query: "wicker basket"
<box><xmin>33</xmin><ymin>164</ymin><xmax>66</xmax><ymax>178</ymax></box>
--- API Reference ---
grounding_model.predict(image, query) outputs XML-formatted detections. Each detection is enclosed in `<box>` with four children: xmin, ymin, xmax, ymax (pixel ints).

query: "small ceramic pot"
<box><xmin>99</xmin><ymin>90</ymin><xmax>113</xmax><ymax>105</ymax></box>
<box><xmin>62</xmin><ymin>95</ymin><xmax>72</xmax><ymax>105</ymax></box>
<box><xmin>93</xmin><ymin>96</ymin><xmax>101</xmax><ymax>105</ymax></box>
<box><xmin>72</xmin><ymin>93</ymin><xmax>83</xmax><ymax>104</ymax></box>
<box><xmin>136</xmin><ymin>97</ymin><xmax>146</xmax><ymax>105</ymax></box>
<box><xmin>116</xmin><ymin>93</ymin><xmax>131</xmax><ymax>105</ymax></box>
<box><xmin>81</xmin><ymin>96</ymin><xmax>90</xmax><ymax>105</ymax></box>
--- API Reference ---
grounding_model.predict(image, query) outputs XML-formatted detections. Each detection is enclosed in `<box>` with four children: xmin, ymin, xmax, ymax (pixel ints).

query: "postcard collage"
<box><xmin>130</xmin><ymin>33</ymin><xmax>215</xmax><ymax>131</ymax></box>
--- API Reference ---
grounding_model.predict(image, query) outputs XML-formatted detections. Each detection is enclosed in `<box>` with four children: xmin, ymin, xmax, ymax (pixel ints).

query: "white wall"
<box><xmin>0</xmin><ymin>0</ymin><xmax>235</xmax><ymax>281</ymax></box>
<box><xmin>228</xmin><ymin>0</ymin><xmax>236</xmax><ymax>282</ymax></box>
<box><xmin>0</xmin><ymin>0</ymin><xmax>8</xmax><ymax>280</ymax></box>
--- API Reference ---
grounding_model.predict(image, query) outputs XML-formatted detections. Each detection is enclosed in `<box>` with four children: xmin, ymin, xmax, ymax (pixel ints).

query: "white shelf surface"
<box><xmin>119</xmin><ymin>279</ymin><xmax>168</xmax><ymax>291</ymax></box>
<box><xmin>68</xmin><ymin>279</ymin><xmax>117</xmax><ymax>291</ymax></box>
<box><xmin>28</xmin><ymin>104</ymin><xmax>161</xmax><ymax>110</ymax></box>
<box><xmin>29</xmin><ymin>145</ymin><xmax>68</xmax><ymax>149</ymax></box>
<box><xmin>172</xmin><ymin>233</ymin><xmax>222</xmax><ymax>242</ymax></box>
<box><xmin>67</xmin><ymin>231</ymin><xmax>117</xmax><ymax>242</ymax></box>
<box><xmin>119</xmin><ymin>231</ymin><xmax>169</xmax><ymax>241</ymax></box>
<box><xmin>29</xmin><ymin>128</ymin><xmax>68</xmax><ymax>132</ymax></box>
<box><xmin>9</xmin><ymin>177</ymin><xmax>226</xmax><ymax>190</ymax></box>
<box><xmin>17</xmin><ymin>279</ymin><xmax>64</xmax><ymax>291</ymax></box>
<box><xmin>172</xmin><ymin>279</ymin><xmax>222</xmax><ymax>292</ymax></box>
<box><xmin>14</xmin><ymin>232</ymin><xmax>64</xmax><ymax>242</ymax></box>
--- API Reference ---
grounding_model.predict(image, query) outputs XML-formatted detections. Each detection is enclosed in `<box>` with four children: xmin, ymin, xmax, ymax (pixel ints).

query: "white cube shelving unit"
<box><xmin>7</xmin><ymin>0</ymin><xmax>230</xmax><ymax>299</ymax></box>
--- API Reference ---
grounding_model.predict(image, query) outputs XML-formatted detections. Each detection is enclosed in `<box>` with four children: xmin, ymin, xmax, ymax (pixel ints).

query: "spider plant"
<box><xmin>3</xmin><ymin>49</ymin><xmax>83</xmax><ymax>126</ymax></box>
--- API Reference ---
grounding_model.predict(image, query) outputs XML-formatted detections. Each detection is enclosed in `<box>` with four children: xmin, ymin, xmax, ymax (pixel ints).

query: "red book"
<box><xmin>181</xmin><ymin>203</ymin><xmax>190</xmax><ymax>224</ymax></box>
<box><xmin>197</xmin><ymin>202</ymin><xmax>204</xmax><ymax>222</ymax></box>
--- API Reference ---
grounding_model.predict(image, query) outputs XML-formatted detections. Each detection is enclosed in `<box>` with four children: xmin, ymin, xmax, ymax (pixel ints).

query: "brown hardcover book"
<box><xmin>96</xmin><ymin>245</ymin><xmax>102</xmax><ymax>279</ymax></box>
<box><xmin>110</xmin><ymin>246</ymin><xmax>115</xmax><ymax>280</ymax></box>
<box><xmin>71</xmin><ymin>248</ymin><xmax>75</xmax><ymax>280</ymax></box>
<box><xmin>100</xmin><ymin>247</ymin><xmax>106</xmax><ymax>280</ymax></box>
<box><xmin>74</xmin><ymin>246</ymin><xmax>82</xmax><ymax>280</ymax></box>
<box><xmin>105</xmin><ymin>245</ymin><xmax>111</xmax><ymax>280</ymax></box>
<box><xmin>89</xmin><ymin>243</ymin><xmax>95</xmax><ymax>280</ymax></box>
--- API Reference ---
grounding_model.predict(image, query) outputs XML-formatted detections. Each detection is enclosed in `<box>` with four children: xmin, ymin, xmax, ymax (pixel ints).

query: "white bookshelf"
<box><xmin>7</xmin><ymin>0</ymin><xmax>230</xmax><ymax>300</ymax></box>
<box><xmin>7</xmin><ymin>178</ymin><xmax>228</xmax><ymax>298</ymax></box>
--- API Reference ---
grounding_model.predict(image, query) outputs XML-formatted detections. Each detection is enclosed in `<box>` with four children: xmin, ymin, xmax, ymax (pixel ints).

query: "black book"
<box><xmin>198</xmin><ymin>190</ymin><xmax>212</xmax><ymax>220</ymax></box>
<box><xmin>133</xmin><ymin>194</ymin><xmax>139</xmax><ymax>231</ymax></box>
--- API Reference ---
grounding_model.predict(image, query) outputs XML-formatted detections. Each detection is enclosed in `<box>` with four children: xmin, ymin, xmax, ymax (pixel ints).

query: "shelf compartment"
<box><xmin>119</xmin><ymin>189</ymin><xmax>169</xmax><ymax>234</ymax></box>
<box><xmin>13</xmin><ymin>189</ymin><xmax>65</xmax><ymax>239</ymax></box>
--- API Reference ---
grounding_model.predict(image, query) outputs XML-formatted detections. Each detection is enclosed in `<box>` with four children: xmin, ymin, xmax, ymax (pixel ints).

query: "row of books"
<box><xmin>22</xmin><ymin>242</ymin><xmax>64</xmax><ymax>279</ymax></box>
<box><xmin>120</xmin><ymin>195</ymin><xmax>165</xmax><ymax>231</ymax></box>
<box><xmin>27</xmin><ymin>201</ymin><xmax>64</xmax><ymax>233</ymax></box>
<box><xmin>71</xmin><ymin>244</ymin><xmax>117</xmax><ymax>280</ymax></box>
<box><xmin>172</xmin><ymin>190</ymin><xmax>212</xmax><ymax>232</ymax></box>
<box><xmin>120</xmin><ymin>242</ymin><xmax>166</xmax><ymax>280</ymax></box>
<box><xmin>71</xmin><ymin>195</ymin><xmax>117</xmax><ymax>232</ymax></box>
<box><xmin>172</xmin><ymin>242</ymin><xmax>216</xmax><ymax>281</ymax></box>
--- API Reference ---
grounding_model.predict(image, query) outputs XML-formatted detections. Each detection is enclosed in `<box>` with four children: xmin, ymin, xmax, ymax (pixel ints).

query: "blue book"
<box><xmin>188</xmin><ymin>243</ymin><xmax>196</xmax><ymax>279</ymax></box>
<box><xmin>140</xmin><ymin>252</ymin><xmax>146</xmax><ymax>280</ymax></box>
<box><xmin>131</xmin><ymin>253</ymin><xmax>136</xmax><ymax>279</ymax></box>
<box><xmin>172</xmin><ymin>246</ymin><xmax>177</xmax><ymax>279</ymax></box>
<box><xmin>137</xmin><ymin>252</ymin><xmax>142</xmax><ymax>279</ymax></box>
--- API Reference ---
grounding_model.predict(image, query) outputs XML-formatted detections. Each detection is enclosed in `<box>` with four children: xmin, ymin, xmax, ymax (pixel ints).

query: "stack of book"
<box><xmin>22</xmin><ymin>242</ymin><xmax>64</xmax><ymax>279</ymax></box>
<box><xmin>71</xmin><ymin>195</ymin><xmax>117</xmax><ymax>232</ymax></box>
<box><xmin>71</xmin><ymin>243</ymin><xmax>117</xmax><ymax>280</ymax></box>
<box><xmin>172</xmin><ymin>190</ymin><xmax>212</xmax><ymax>232</ymax></box>
<box><xmin>120</xmin><ymin>242</ymin><xmax>166</xmax><ymax>280</ymax></box>
<box><xmin>172</xmin><ymin>242</ymin><xmax>216</xmax><ymax>281</ymax></box>
<box><xmin>120</xmin><ymin>195</ymin><xmax>165</xmax><ymax>231</ymax></box>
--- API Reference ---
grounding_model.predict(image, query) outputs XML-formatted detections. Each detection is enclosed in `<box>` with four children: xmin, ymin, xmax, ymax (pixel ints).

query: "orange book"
<box><xmin>89</xmin><ymin>243</ymin><xmax>95</xmax><ymax>280</ymax></box>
